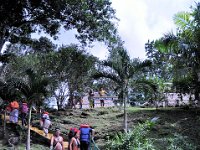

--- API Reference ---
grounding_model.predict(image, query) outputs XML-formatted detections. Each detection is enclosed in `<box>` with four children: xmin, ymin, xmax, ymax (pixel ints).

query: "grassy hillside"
<box><xmin>1</xmin><ymin>107</ymin><xmax>200</xmax><ymax>149</ymax></box>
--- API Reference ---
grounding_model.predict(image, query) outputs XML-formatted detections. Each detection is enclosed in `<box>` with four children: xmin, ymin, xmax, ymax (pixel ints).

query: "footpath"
<box><xmin>30</xmin><ymin>126</ymin><xmax>68</xmax><ymax>149</ymax></box>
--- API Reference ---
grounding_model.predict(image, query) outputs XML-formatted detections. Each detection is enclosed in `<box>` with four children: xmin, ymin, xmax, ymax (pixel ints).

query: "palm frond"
<box><xmin>154</xmin><ymin>32</ymin><xmax>178</xmax><ymax>53</ymax></box>
<box><xmin>6</xmin><ymin>77</ymin><xmax>31</xmax><ymax>98</ymax></box>
<box><xmin>135</xmin><ymin>79</ymin><xmax>158</xmax><ymax>92</ymax></box>
<box><xmin>173</xmin><ymin>11</ymin><xmax>191</xmax><ymax>29</ymax></box>
<box><xmin>130</xmin><ymin>60</ymin><xmax>151</xmax><ymax>77</ymax></box>
<box><xmin>92</xmin><ymin>71</ymin><xmax>122</xmax><ymax>84</ymax></box>
<box><xmin>103</xmin><ymin>60</ymin><xmax>123</xmax><ymax>78</ymax></box>
<box><xmin>136</xmin><ymin>60</ymin><xmax>151</xmax><ymax>69</ymax></box>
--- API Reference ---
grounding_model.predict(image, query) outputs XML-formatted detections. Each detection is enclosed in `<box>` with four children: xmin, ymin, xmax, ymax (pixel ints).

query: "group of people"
<box><xmin>50</xmin><ymin>124</ymin><xmax>95</xmax><ymax>150</ymax></box>
<box><xmin>6</xmin><ymin>100</ymin><xmax>29</xmax><ymax>126</ymax></box>
<box><xmin>88</xmin><ymin>87</ymin><xmax>107</xmax><ymax>108</ymax></box>
<box><xmin>70</xmin><ymin>87</ymin><xmax>108</xmax><ymax>109</ymax></box>
<box><xmin>3</xmin><ymin>100</ymin><xmax>95</xmax><ymax>150</ymax></box>
<box><xmin>40</xmin><ymin>110</ymin><xmax>95</xmax><ymax>150</ymax></box>
<box><xmin>2</xmin><ymin>88</ymin><xmax>106</xmax><ymax>150</ymax></box>
<box><xmin>5</xmin><ymin>100</ymin><xmax>51</xmax><ymax>138</ymax></box>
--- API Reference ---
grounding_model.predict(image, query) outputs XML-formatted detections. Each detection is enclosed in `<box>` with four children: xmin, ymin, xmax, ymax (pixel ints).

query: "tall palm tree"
<box><xmin>93</xmin><ymin>47</ymin><xmax>152</xmax><ymax>132</ymax></box>
<box><xmin>7</xmin><ymin>68</ymin><xmax>50</xmax><ymax>150</ymax></box>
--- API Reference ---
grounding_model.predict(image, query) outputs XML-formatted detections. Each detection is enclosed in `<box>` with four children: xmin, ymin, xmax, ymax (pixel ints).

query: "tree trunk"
<box><xmin>194</xmin><ymin>90</ymin><xmax>199</xmax><ymax>105</ymax></box>
<box><xmin>123</xmin><ymin>80</ymin><xmax>128</xmax><ymax>133</ymax></box>
<box><xmin>57</xmin><ymin>99</ymin><xmax>63</xmax><ymax>110</ymax></box>
<box><xmin>0</xmin><ymin>63</ymin><xmax>7</xmax><ymax>76</ymax></box>
<box><xmin>57</xmin><ymin>100</ymin><xmax>61</xmax><ymax>110</ymax></box>
<box><xmin>0</xmin><ymin>39</ymin><xmax>6</xmax><ymax>53</ymax></box>
<box><xmin>124</xmin><ymin>92</ymin><xmax>127</xmax><ymax>133</ymax></box>
<box><xmin>3</xmin><ymin>110</ymin><xmax>6</xmax><ymax>137</ymax></box>
<box><xmin>68</xmin><ymin>91</ymin><xmax>74</xmax><ymax>108</ymax></box>
<box><xmin>57</xmin><ymin>96</ymin><xmax>65</xmax><ymax>110</ymax></box>
<box><xmin>26</xmin><ymin>104</ymin><xmax>32</xmax><ymax>150</ymax></box>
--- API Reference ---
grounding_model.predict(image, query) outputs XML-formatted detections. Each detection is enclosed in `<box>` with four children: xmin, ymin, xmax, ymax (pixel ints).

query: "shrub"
<box><xmin>166</xmin><ymin>134</ymin><xmax>196</xmax><ymax>150</ymax></box>
<box><xmin>106</xmin><ymin>121</ymin><xmax>155</xmax><ymax>150</ymax></box>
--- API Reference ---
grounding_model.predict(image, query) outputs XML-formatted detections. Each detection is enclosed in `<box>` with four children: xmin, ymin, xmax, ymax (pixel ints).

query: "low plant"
<box><xmin>166</xmin><ymin>134</ymin><xmax>196</xmax><ymax>150</ymax></box>
<box><xmin>106</xmin><ymin>120</ymin><xmax>155</xmax><ymax>150</ymax></box>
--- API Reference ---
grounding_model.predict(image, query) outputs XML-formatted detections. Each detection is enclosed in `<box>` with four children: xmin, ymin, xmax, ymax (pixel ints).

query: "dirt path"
<box><xmin>30</xmin><ymin>126</ymin><xmax>68</xmax><ymax>149</ymax></box>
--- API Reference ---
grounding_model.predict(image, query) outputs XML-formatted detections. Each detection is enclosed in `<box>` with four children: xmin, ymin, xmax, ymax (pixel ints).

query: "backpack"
<box><xmin>80</xmin><ymin>127</ymin><xmax>91</xmax><ymax>142</ymax></box>
<box><xmin>21</xmin><ymin>103</ymin><xmax>28</xmax><ymax>113</ymax></box>
<box><xmin>80</xmin><ymin>124</ymin><xmax>91</xmax><ymax>142</ymax></box>
<box><xmin>10</xmin><ymin>101</ymin><xmax>19</xmax><ymax>109</ymax></box>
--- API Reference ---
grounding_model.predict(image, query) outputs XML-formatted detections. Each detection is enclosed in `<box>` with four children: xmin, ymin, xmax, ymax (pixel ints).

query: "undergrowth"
<box><xmin>106</xmin><ymin>120</ymin><xmax>196</xmax><ymax>150</ymax></box>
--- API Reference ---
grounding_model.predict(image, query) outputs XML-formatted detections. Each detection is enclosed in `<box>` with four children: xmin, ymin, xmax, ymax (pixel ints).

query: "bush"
<box><xmin>166</xmin><ymin>134</ymin><xmax>196</xmax><ymax>150</ymax></box>
<box><xmin>106</xmin><ymin>121</ymin><xmax>155</xmax><ymax>150</ymax></box>
<box><xmin>106</xmin><ymin>120</ymin><xmax>197</xmax><ymax>150</ymax></box>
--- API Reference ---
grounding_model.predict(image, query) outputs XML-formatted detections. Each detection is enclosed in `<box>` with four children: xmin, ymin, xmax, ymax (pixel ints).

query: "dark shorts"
<box><xmin>80</xmin><ymin>141</ymin><xmax>90</xmax><ymax>150</ymax></box>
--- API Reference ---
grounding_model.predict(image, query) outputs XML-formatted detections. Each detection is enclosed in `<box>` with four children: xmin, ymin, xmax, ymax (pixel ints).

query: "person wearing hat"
<box><xmin>69</xmin><ymin>130</ymin><xmax>80</xmax><ymax>150</ymax></box>
<box><xmin>50</xmin><ymin>128</ymin><xmax>64</xmax><ymax>150</ymax></box>
<box><xmin>42</xmin><ymin>111</ymin><xmax>51</xmax><ymax>136</ymax></box>
<box><xmin>79</xmin><ymin>124</ymin><xmax>95</xmax><ymax>150</ymax></box>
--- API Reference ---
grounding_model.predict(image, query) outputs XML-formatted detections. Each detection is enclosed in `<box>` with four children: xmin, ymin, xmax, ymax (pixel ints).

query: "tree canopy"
<box><xmin>0</xmin><ymin>0</ymin><xmax>118</xmax><ymax>51</ymax></box>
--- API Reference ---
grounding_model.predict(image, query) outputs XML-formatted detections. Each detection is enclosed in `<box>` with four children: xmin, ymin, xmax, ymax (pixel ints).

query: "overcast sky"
<box><xmin>111</xmin><ymin>0</ymin><xmax>195</xmax><ymax>59</ymax></box>
<box><xmin>33</xmin><ymin>0</ymin><xmax>196</xmax><ymax>60</ymax></box>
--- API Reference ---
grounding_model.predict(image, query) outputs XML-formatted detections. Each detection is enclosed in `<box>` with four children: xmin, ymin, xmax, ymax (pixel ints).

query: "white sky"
<box><xmin>111</xmin><ymin>0</ymin><xmax>195</xmax><ymax>59</ymax></box>
<box><xmin>29</xmin><ymin>0</ymin><xmax>196</xmax><ymax>60</ymax></box>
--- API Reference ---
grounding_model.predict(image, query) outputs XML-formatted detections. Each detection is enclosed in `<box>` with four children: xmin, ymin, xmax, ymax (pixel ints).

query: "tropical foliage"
<box><xmin>106</xmin><ymin>121</ymin><xmax>156</xmax><ymax>150</ymax></box>
<box><xmin>145</xmin><ymin>3</ymin><xmax>200</xmax><ymax>105</ymax></box>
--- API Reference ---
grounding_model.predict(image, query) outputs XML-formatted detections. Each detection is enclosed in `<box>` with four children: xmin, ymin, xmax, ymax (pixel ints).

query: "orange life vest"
<box><xmin>10</xmin><ymin>101</ymin><xmax>19</xmax><ymax>109</ymax></box>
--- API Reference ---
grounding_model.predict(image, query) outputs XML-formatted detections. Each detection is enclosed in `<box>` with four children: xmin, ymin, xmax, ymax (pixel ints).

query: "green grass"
<box><xmin>128</xmin><ymin>107</ymin><xmax>157</xmax><ymax>113</ymax></box>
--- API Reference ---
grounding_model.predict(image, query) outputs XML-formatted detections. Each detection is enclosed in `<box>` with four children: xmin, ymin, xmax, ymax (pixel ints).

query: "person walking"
<box><xmin>68</xmin><ymin>127</ymin><xmax>79</xmax><ymax>150</ymax></box>
<box><xmin>50</xmin><ymin>128</ymin><xmax>64</xmax><ymax>150</ymax></box>
<box><xmin>88</xmin><ymin>89</ymin><xmax>95</xmax><ymax>109</ymax></box>
<box><xmin>20</xmin><ymin>102</ymin><xmax>28</xmax><ymax>126</ymax></box>
<box><xmin>9</xmin><ymin>100</ymin><xmax>19</xmax><ymax>123</ymax></box>
<box><xmin>79</xmin><ymin>124</ymin><xmax>95</xmax><ymax>150</ymax></box>
<box><xmin>69</xmin><ymin>131</ymin><xmax>80</xmax><ymax>150</ymax></box>
<box><xmin>98</xmin><ymin>87</ymin><xmax>107</xmax><ymax>107</ymax></box>
<box><xmin>41</xmin><ymin>111</ymin><xmax>51</xmax><ymax>136</ymax></box>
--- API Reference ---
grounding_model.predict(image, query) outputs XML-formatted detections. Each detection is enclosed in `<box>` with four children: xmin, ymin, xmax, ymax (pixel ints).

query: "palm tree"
<box><xmin>152</xmin><ymin>5</ymin><xmax>200</xmax><ymax>104</ymax></box>
<box><xmin>93</xmin><ymin>46</ymin><xmax>152</xmax><ymax>132</ymax></box>
<box><xmin>7</xmin><ymin>68</ymin><xmax>50</xmax><ymax>150</ymax></box>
